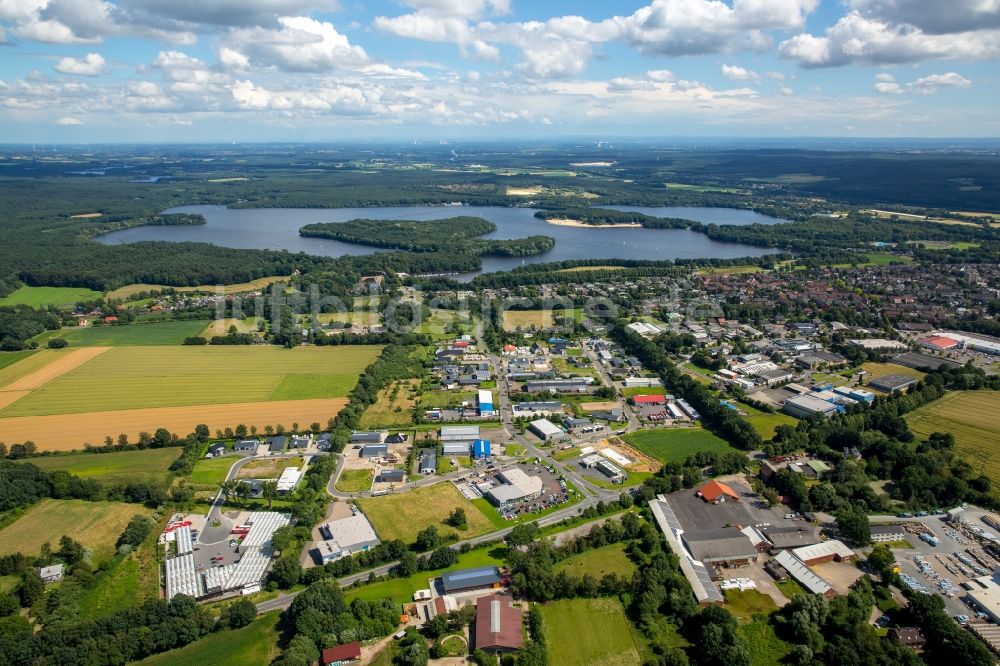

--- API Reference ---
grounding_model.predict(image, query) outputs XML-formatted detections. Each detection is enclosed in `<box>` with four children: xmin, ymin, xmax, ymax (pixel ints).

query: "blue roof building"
<box><xmin>441</xmin><ymin>565</ymin><xmax>502</xmax><ymax>593</ymax></box>
<box><xmin>472</xmin><ymin>439</ymin><xmax>492</xmax><ymax>459</ymax></box>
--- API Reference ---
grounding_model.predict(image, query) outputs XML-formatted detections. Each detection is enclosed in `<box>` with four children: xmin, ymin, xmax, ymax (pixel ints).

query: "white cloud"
<box><xmin>218</xmin><ymin>46</ymin><xmax>249</xmax><ymax>69</ymax></box>
<box><xmin>908</xmin><ymin>71</ymin><xmax>972</xmax><ymax>93</ymax></box>
<box><xmin>848</xmin><ymin>0</ymin><xmax>1000</xmax><ymax>35</ymax></box>
<box><xmin>874</xmin><ymin>72</ymin><xmax>895</xmax><ymax>82</ymax></box>
<box><xmin>721</xmin><ymin>64</ymin><xmax>760</xmax><ymax>82</ymax></box>
<box><xmin>223</xmin><ymin>16</ymin><xmax>369</xmax><ymax>72</ymax></box>
<box><xmin>54</xmin><ymin>52</ymin><xmax>106</xmax><ymax>75</ymax></box>
<box><xmin>4</xmin><ymin>0</ymin><xmax>196</xmax><ymax>44</ymax></box>
<box><xmin>398</xmin><ymin>0</ymin><xmax>509</xmax><ymax>19</ymax></box>
<box><xmin>778</xmin><ymin>85</ymin><xmax>794</xmax><ymax>95</ymax></box>
<box><xmin>56</xmin><ymin>115</ymin><xmax>82</xmax><ymax>124</ymax></box>
<box><xmin>780</xmin><ymin>11</ymin><xmax>1000</xmax><ymax>67</ymax></box>
<box><xmin>118</xmin><ymin>0</ymin><xmax>341</xmax><ymax>28</ymax></box>
<box><xmin>874</xmin><ymin>81</ymin><xmax>902</xmax><ymax>94</ymax></box>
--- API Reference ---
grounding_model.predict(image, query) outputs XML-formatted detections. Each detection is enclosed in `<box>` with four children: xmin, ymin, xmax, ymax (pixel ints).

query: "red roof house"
<box><xmin>475</xmin><ymin>594</ymin><xmax>523</xmax><ymax>653</ymax></box>
<box><xmin>632</xmin><ymin>394</ymin><xmax>667</xmax><ymax>405</ymax></box>
<box><xmin>321</xmin><ymin>642</ymin><xmax>361</xmax><ymax>666</ymax></box>
<box><xmin>697</xmin><ymin>480</ymin><xmax>740</xmax><ymax>504</ymax></box>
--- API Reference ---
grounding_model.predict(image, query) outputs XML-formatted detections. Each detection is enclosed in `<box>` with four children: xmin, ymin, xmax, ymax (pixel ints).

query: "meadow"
<box><xmin>189</xmin><ymin>456</ymin><xmax>238</xmax><ymax>486</ymax></box>
<box><xmin>540</xmin><ymin>598</ymin><xmax>642</xmax><ymax>666</ymax></box>
<box><xmin>906</xmin><ymin>391</ymin><xmax>1000</xmax><ymax>482</ymax></box>
<box><xmin>0</xmin><ymin>345</ymin><xmax>380</xmax><ymax>416</ymax></box>
<box><xmin>735</xmin><ymin>402</ymin><xmax>798</xmax><ymax>440</ymax></box>
<box><xmin>0</xmin><ymin>350</ymin><xmax>36</xmax><ymax>372</ymax></box>
<box><xmin>0</xmin><ymin>285</ymin><xmax>103</xmax><ymax>308</ymax></box>
<box><xmin>34</xmin><ymin>320</ymin><xmax>211</xmax><ymax>347</ymax></box>
<box><xmin>553</xmin><ymin>542</ymin><xmax>636</xmax><ymax>579</ymax></box>
<box><xmin>135</xmin><ymin>612</ymin><xmax>282</xmax><ymax>666</ymax></box>
<box><xmin>0</xmin><ymin>499</ymin><xmax>147</xmax><ymax>561</ymax></box>
<box><xmin>860</xmin><ymin>362</ymin><xmax>926</xmax><ymax>382</ymax></box>
<box><xmin>359</xmin><ymin>379</ymin><xmax>419</xmax><ymax>428</ymax></box>
<box><xmin>20</xmin><ymin>448</ymin><xmax>179</xmax><ymax>487</ymax></box>
<box><xmin>356</xmin><ymin>482</ymin><xmax>495</xmax><ymax>543</ymax></box>
<box><xmin>336</xmin><ymin>469</ymin><xmax>374</xmax><ymax>492</ymax></box>
<box><xmin>624</xmin><ymin>427</ymin><xmax>737</xmax><ymax>464</ymax></box>
<box><xmin>501</xmin><ymin>308</ymin><xmax>581</xmax><ymax>331</ymax></box>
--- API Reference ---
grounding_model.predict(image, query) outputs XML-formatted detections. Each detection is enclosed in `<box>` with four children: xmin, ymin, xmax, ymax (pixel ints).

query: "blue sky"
<box><xmin>0</xmin><ymin>0</ymin><xmax>997</xmax><ymax>141</ymax></box>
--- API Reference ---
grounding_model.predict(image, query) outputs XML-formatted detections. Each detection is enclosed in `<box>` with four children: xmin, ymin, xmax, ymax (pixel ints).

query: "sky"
<box><xmin>0</xmin><ymin>0</ymin><xmax>998</xmax><ymax>142</ymax></box>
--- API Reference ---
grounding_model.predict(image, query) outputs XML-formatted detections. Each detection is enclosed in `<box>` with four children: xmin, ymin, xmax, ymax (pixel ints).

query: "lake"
<box><xmin>97</xmin><ymin>205</ymin><xmax>784</xmax><ymax>279</ymax></box>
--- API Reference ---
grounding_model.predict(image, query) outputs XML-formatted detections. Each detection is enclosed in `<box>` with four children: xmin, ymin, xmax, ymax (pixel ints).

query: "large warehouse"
<box><xmin>783</xmin><ymin>394</ymin><xmax>839</xmax><ymax>419</ymax></box>
<box><xmin>681</xmin><ymin>528</ymin><xmax>759</xmax><ymax>566</ymax></box>
<box><xmin>528</xmin><ymin>418</ymin><xmax>564</xmax><ymax>441</ymax></box>
<box><xmin>792</xmin><ymin>540</ymin><xmax>854</xmax><ymax>566</ymax></box>
<box><xmin>487</xmin><ymin>468</ymin><xmax>544</xmax><ymax>508</ymax></box>
<box><xmin>441</xmin><ymin>565</ymin><xmax>503</xmax><ymax>594</ymax></box>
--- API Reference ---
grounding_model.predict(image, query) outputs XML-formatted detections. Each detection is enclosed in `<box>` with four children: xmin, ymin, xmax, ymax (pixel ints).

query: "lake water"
<box><xmin>97</xmin><ymin>205</ymin><xmax>783</xmax><ymax>279</ymax></box>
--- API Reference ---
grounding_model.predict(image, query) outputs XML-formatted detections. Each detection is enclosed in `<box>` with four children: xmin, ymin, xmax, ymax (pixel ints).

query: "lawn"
<box><xmin>622</xmin><ymin>386</ymin><xmax>667</xmax><ymax>397</ymax></box>
<box><xmin>236</xmin><ymin>457</ymin><xmax>306</xmax><ymax>480</ymax></box>
<box><xmin>34</xmin><ymin>320</ymin><xmax>211</xmax><ymax>346</ymax></box>
<box><xmin>134</xmin><ymin>612</ymin><xmax>282</xmax><ymax>666</ymax></box>
<box><xmin>0</xmin><ymin>499</ymin><xmax>147</xmax><ymax>561</ymax></box>
<box><xmin>360</xmin><ymin>379</ymin><xmax>419</xmax><ymax>428</ymax></box>
<box><xmin>624</xmin><ymin>428</ymin><xmax>738</xmax><ymax>464</ymax></box>
<box><xmin>189</xmin><ymin>456</ymin><xmax>237</xmax><ymax>486</ymax></box>
<box><xmin>776</xmin><ymin>578</ymin><xmax>807</xmax><ymax>600</ymax></box>
<box><xmin>337</xmin><ymin>469</ymin><xmax>374</xmax><ymax>492</ymax></box>
<box><xmin>906</xmin><ymin>391</ymin><xmax>1000</xmax><ymax>482</ymax></box>
<box><xmin>0</xmin><ymin>345</ymin><xmax>381</xmax><ymax>417</ymax></box>
<box><xmin>356</xmin><ymin>482</ymin><xmax>496</xmax><ymax>543</ymax></box>
<box><xmin>860</xmin><ymin>362</ymin><xmax>926</xmax><ymax>382</ymax></box>
<box><xmin>739</xmin><ymin>616</ymin><xmax>792</xmax><ymax>666</ymax></box>
<box><xmin>19</xmin><ymin>448</ymin><xmax>180</xmax><ymax>488</ymax></box>
<box><xmin>554</xmin><ymin>542</ymin><xmax>637</xmax><ymax>579</ymax></box>
<box><xmin>540</xmin><ymin>598</ymin><xmax>642</xmax><ymax>666</ymax></box>
<box><xmin>418</xmin><ymin>390</ymin><xmax>476</xmax><ymax>409</ymax></box>
<box><xmin>0</xmin><ymin>286</ymin><xmax>103</xmax><ymax>308</ymax></box>
<box><xmin>723</xmin><ymin>590</ymin><xmax>778</xmax><ymax>622</ymax></box>
<box><xmin>736</xmin><ymin>402</ymin><xmax>798</xmax><ymax>440</ymax></box>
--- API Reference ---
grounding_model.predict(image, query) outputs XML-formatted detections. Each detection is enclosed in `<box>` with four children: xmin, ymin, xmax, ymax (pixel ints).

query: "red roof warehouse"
<box><xmin>475</xmin><ymin>594</ymin><xmax>523</xmax><ymax>654</ymax></box>
<box><xmin>321</xmin><ymin>642</ymin><xmax>361</xmax><ymax>666</ymax></box>
<box><xmin>697</xmin><ymin>480</ymin><xmax>740</xmax><ymax>504</ymax></box>
<box><xmin>632</xmin><ymin>394</ymin><xmax>667</xmax><ymax>405</ymax></box>
<box><xmin>919</xmin><ymin>335</ymin><xmax>959</xmax><ymax>351</ymax></box>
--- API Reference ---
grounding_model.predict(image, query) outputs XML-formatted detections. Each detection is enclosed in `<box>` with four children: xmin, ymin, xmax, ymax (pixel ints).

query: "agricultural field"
<box><xmin>356</xmin><ymin>482</ymin><xmax>495</xmax><ymax>543</ymax></box>
<box><xmin>553</xmin><ymin>542</ymin><xmax>636</xmax><ymax>579</ymax></box>
<box><xmin>860</xmin><ymin>362</ymin><xmax>926</xmax><ymax>382</ymax></box>
<box><xmin>0</xmin><ymin>350</ymin><xmax>36</xmax><ymax>372</ymax></box>
<box><xmin>201</xmin><ymin>317</ymin><xmax>263</xmax><ymax>337</ymax></box>
<box><xmin>19</xmin><ymin>448</ymin><xmax>179</xmax><ymax>488</ymax></box>
<box><xmin>0</xmin><ymin>345</ymin><xmax>379</xmax><ymax>416</ymax></box>
<box><xmin>906</xmin><ymin>391</ymin><xmax>1000</xmax><ymax>482</ymax></box>
<box><xmin>360</xmin><ymin>379</ymin><xmax>419</xmax><ymax>428</ymax></box>
<box><xmin>501</xmin><ymin>308</ymin><xmax>581</xmax><ymax>331</ymax></box>
<box><xmin>540</xmin><ymin>598</ymin><xmax>642</xmax><ymax>666</ymax></box>
<box><xmin>77</xmin><ymin>514</ymin><xmax>166</xmax><ymax>617</ymax></box>
<box><xmin>189</xmin><ymin>456</ymin><xmax>238</xmax><ymax>487</ymax></box>
<box><xmin>0</xmin><ymin>285</ymin><xmax>103</xmax><ymax>308</ymax></box>
<box><xmin>34</xmin><ymin>320</ymin><xmax>211</xmax><ymax>347</ymax></box>
<box><xmin>106</xmin><ymin>276</ymin><xmax>288</xmax><ymax>300</ymax></box>
<box><xmin>624</xmin><ymin>427</ymin><xmax>737</xmax><ymax>464</ymax></box>
<box><xmin>0</xmin><ymin>499</ymin><xmax>147</xmax><ymax>561</ymax></box>
<box><xmin>135</xmin><ymin>612</ymin><xmax>282</xmax><ymax>666</ymax></box>
<box><xmin>336</xmin><ymin>469</ymin><xmax>374</xmax><ymax>492</ymax></box>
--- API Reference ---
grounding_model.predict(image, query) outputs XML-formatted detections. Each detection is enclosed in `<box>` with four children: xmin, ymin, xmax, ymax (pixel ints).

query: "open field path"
<box><xmin>0</xmin><ymin>346</ymin><xmax>110</xmax><ymax>392</ymax></box>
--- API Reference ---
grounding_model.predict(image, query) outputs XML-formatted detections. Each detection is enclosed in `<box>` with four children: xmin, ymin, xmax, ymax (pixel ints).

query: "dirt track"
<box><xmin>0</xmin><ymin>397</ymin><xmax>348</xmax><ymax>451</ymax></box>
<box><xmin>2</xmin><ymin>347</ymin><xmax>110</xmax><ymax>391</ymax></box>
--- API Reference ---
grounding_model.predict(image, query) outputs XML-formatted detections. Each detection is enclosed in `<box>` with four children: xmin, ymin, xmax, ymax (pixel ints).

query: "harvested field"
<box><xmin>1</xmin><ymin>346</ymin><xmax>109</xmax><ymax>392</ymax></box>
<box><xmin>580</xmin><ymin>401</ymin><xmax>620</xmax><ymax>411</ymax></box>
<box><xmin>506</xmin><ymin>186</ymin><xmax>543</xmax><ymax>196</ymax></box>
<box><xmin>70</xmin><ymin>212</ymin><xmax>103</xmax><ymax>218</ymax></box>
<box><xmin>0</xmin><ymin>398</ymin><xmax>348</xmax><ymax>451</ymax></box>
<box><xmin>106</xmin><ymin>276</ymin><xmax>289</xmax><ymax>300</ymax></box>
<box><xmin>0</xmin><ymin>499</ymin><xmax>147</xmax><ymax>561</ymax></box>
<box><xmin>357</xmin><ymin>482</ymin><xmax>494</xmax><ymax>543</ymax></box>
<box><xmin>0</xmin><ymin>349</ymin><xmax>74</xmax><ymax>387</ymax></box>
<box><xmin>906</xmin><ymin>391</ymin><xmax>1000</xmax><ymax>483</ymax></box>
<box><xmin>0</xmin><ymin>391</ymin><xmax>30</xmax><ymax>410</ymax></box>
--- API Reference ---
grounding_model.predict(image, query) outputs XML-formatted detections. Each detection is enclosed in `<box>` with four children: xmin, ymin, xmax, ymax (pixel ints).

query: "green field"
<box><xmin>723</xmin><ymin>590</ymin><xmax>778</xmax><ymax>622</ymax></box>
<box><xmin>33</xmin><ymin>320</ymin><xmax>212</xmax><ymax>346</ymax></box>
<box><xmin>0</xmin><ymin>499</ymin><xmax>147</xmax><ymax>561</ymax></box>
<box><xmin>0</xmin><ymin>348</ymin><xmax>71</xmax><ymax>387</ymax></box>
<box><xmin>418</xmin><ymin>390</ymin><xmax>476</xmax><ymax>409</ymax></box>
<box><xmin>0</xmin><ymin>350</ymin><xmax>36</xmax><ymax>372</ymax></box>
<box><xmin>337</xmin><ymin>469</ymin><xmax>374</xmax><ymax>492</ymax></box>
<box><xmin>189</xmin><ymin>456</ymin><xmax>237</xmax><ymax>486</ymax></box>
<box><xmin>906</xmin><ymin>391</ymin><xmax>1000</xmax><ymax>482</ymax></box>
<box><xmin>540</xmin><ymin>598</ymin><xmax>642</xmax><ymax>666</ymax></box>
<box><xmin>77</xmin><ymin>513</ymin><xmax>165</xmax><ymax>617</ymax></box>
<box><xmin>0</xmin><ymin>285</ymin><xmax>104</xmax><ymax>308</ymax></box>
<box><xmin>360</xmin><ymin>379</ymin><xmax>419</xmax><ymax>428</ymax></box>
<box><xmin>622</xmin><ymin>386</ymin><xmax>667</xmax><ymax>397</ymax></box>
<box><xmin>860</xmin><ymin>362</ymin><xmax>926</xmax><ymax>382</ymax></box>
<box><xmin>624</xmin><ymin>428</ymin><xmax>738</xmax><ymax>464</ymax></box>
<box><xmin>554</xmin><ymin>542</ymin><xmax>636</xmax><ymax>579</ymax></box>
<box><xmin>135</xmin><ymin>612</ymin><xmax>281</xmax><ymax>666</ymax></box>
<box><xmin>736</xmin><ymin>402</ymin><xmax>798</xmax><ymax>440</ymax></box>
<box><xmin>0</xmin><ymin>345</ymin><xmax>381</xmax><ymax>417</ymax></box>
<box><xmin>357</xmin><ymin>482</ymin><xmax>496</xmax><ymax>543</ymax></box>
<box><xmin>19</xmin><ymin>448</ymin><xmax>180</xmax><ymax>487</ymax></box>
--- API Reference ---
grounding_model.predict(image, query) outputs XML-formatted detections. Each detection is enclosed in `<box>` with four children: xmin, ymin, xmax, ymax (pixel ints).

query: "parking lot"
<box><xmin>457</xmin><ymin>463</ymin><xmax>571</xmax><ymax>520</ymax></box>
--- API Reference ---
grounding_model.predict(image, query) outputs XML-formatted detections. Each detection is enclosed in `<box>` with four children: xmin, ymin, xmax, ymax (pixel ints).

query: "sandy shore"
<box><xmin>545</xmin><ymin>218</ymin><xmax>642</xmax><ymax>228</ymax></box>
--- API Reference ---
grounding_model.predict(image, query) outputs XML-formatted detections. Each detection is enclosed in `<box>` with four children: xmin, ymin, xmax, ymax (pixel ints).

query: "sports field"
<box><xmin>553</xmin><ymin>542</ymin><xmax>636</xmax><ymax>579</ymax></box>
<box><xmin>540</xmin><ymin>598</ymin><xmax>642</xmax><ymax>666</ymax></box>
<box><xmin>19</xmin><ymin>448</ymin><xmax>179</xmax><ymax>487</ymax></box>
<box><xmin>135</xmin><ymin>612</ymin><xmax>282</xmax><ymax>666</ymax></box>
<box><xmin>357</xmin><ymin>482</ymin><xmax>495</xmax><ymax>543</ymax></box>
<box><xmin>0</xmin><ymin>397</ymin><xmax>348</xmax><ymax>451</ymax></box>
<box><xmin>0</xmin><ymin>345</ymin><xmax>380</xmax><ymax>416</ymax></box>
<box><xmin>35</xmin><ymin>320</ymin><xmax>211</xmax><ymax>346</ymax></box>
<box><xmin>906</xmin><ymin>391</ymin><xmax>1000</xmax><ymax>482</ymax></box>
<box><xmin>0</xmin><ymin>499</ymin><xmax>147</xmax><ymax>561</ymax></box>
<box><xmin>0</xmin><ymin>285</ymin><xmax>103</xmax><ymax>308</ymax></box>
<box><xmin>624</xmin><ymin>427</ymin><xmax>738</xmax><ymax>464</ymax></box>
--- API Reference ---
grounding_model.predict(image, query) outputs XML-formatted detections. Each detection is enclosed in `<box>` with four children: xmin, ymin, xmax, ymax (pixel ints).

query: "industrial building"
<box><xmin>773</xmin><ymin>551</ymin><xmax>835</xmax><ymax>597</ymax></box>
<box><xmin>648</xmin><ymin>495</ymin><xmax>723</xmax><ymax>605</ymax></box>
<box><xmin>441</xmin><ymin>565</ymin><xmax>503</xmax><ymax>594</ymax></box>
<box><xmin>681</xmin><ymin>528</ymin><xmax>758</xmax><ymax>566</ymax></box>
<box><xmin>361</xmin><ymin>443</ymin><xmax>389</xmax><ymax>459</ymax></box>
<box><xmin>316</xmin><ymin>514</ymin><xmax>380</xmax><ymax>563</ymax></box>
<box><xmin>580</xmin><ymin>454</ymin><xmax>625</xmax><ymax>483</ymax></box>
<box><xmin>783</xmin><ymin>394</ymin><xmax>840</xmax><ymax>419</ymax></box>
<box><xmin>524</xmin><ymin>378</ymin><xmax>593</xmax><ymax>393</ymax></box>
<box><xmin>351</xmin><ymin>431</ymin><xmax>386</xmax><ymax>444</ymax></box>
<box><xmin>276</xmin><ymin>467</ymin><xmax>302</xmax><ymax>494</ymax></box>
<box><xmin>869</xmin><ymin>524</ymin><xmax>906</xmax><ymax>543</ymax></box>
<box><xmin>933</xmin><ymin>330</ymin><xmax>1000</xmax><ymax>355</ymax></box>
<box><xmin>442</xmin><ymin>442</ymin><xmax>471</xmax><ymax>456</ymax></box>
<box><xmin>376</xmin><ymin>469</ymin><xmax>405</xmax><ymax>483</ymax></box>
<box><xmin>475</xmin><ymin>594</ymin><xmax>523</xmax><ymax>653</ymax></box>
<box><xmin>472</xmin><ymin>439</ymin><xmax>492</xmax><ymax>459</ymax></box>
<box><xmin>868</xmin><ymin>374</ymin><xmax>919</xmax><ymax>394</ymax></box>
<box><xmin>622</xmin><ymin>376</ymin><xmax>663</xmax><ymax>388</ymax></box>
<box><xmin>511</xmin><ymin>401</ymin><xmax>562</xmax><ymax>417</ymax></box>
<box><xmin>631</xmin><ymin>394</ymin><xmax>667</xmax><ymax>406</ymax></box>
<box><xmin>478</xmin><ymin>389</ymin><xmax>495</xmax><ymax>417</ymax></box>
<box><xmin>440</xmin><ymin>425</ymin><xmax>480</xmax><ymax>450</ymax></box>
<box><xmin>487</xmin><ymin>468</ymin><xmax>544</xmax><ymax>508</ymax></box>
<box><xmin>761</xmin><ymin>526</ymin><xmax>821</xmax><ymax>551</ymax></box>
<box><xmin>792</xmin><ymin>540</ymin><xmax>854</xmax><ymax>566</ymax></box>
<box><xmin>920</xmin><ymin>335</ymin><xmax>959</xmax><ymax>351</ymax></box>
<box><xmin>964</xmin><ymin>577</ymin><xmax>1000</xmax><ymax>623</ymax></box>
<box><xmin>528</xmin><ymin>418</ymin><xmax>564</xmax><ymax>441</ymax></box>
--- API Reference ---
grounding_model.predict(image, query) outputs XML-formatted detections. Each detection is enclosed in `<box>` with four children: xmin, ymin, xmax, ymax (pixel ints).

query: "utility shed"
<box><xmin>475</xmin><ymin>594</ymin><xmax>523</xmax><ymax>653</ymax></box>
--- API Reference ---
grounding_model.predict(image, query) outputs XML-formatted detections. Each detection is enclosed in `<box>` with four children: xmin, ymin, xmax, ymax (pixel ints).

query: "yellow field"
<box><xmin>556</xmin><ymin>265</ymin><xmax>628</xmax><ymax>273</ymax></box>
<box><xmin>906</xmin><ymin>391</ymin><xmax>1000</xmax><ymax>482</ymax></box>
<box><xmin>357</xmin><ymin>482</ymin><xmax>495</xmax><ymax>543</ymax></box>
<box><xmin>0</xmin><ymin>499</ymin><xmax>146</xmax><ymax>560</ymax></box>
<box><xmin>106</xmin><ymin>276</ymin><xmax>289</xmax><ymax>300</ymax></box>
<box><xmin>507</xmin><ymin>186</ymin><xmax>543</xmax><ymax>196</ymax></box>
<box><xmin>0</xmin><ymin>397</ymin><xmax>348</xmax><ymax>451</ymax></box>
<box><xmin>0</xmin><ymin>349</ymin><xmax>72</xmax><ymax>387</ymax></box>
<box><xmin>502</xmin><ymin>310</ymin><xmax>556</xmax><ymax>330</ymax></box>
<box><xmin>1</xmin><ymin>346</ymin><xmax>109</xmax><ymax>391</ymax></box>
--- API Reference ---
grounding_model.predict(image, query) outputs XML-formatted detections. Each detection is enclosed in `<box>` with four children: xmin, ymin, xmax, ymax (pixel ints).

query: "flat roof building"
<box><xmin>488</xmin><ymin>468</ymin><xmax>544</xmax><ymax>508</ymax></box>
<box><xmin>351</xmin><ymin>431</ymin><xmax>386</xmax><ymax>444</ymax></box>
<box><xmin>965</xmin><ymin>577</ymin><xmax>1000</xmax><ymax>623</ymax></box>
<box><xmin>528</xmin><ymin>418</ymin><xmax>564</xmax><ymax>441</ymax></box>
<box><xmin>442</xmin><ymin>442</ymin><xmax>470</xmax><ymax>456</ymax></box>
<box><xmin>648</xmin><ymin>496</ymin><xmax>723</xmax><ymax>605</ymax></box>
<box><xmin>870</xmin><ymin>524</ymin><xmax>906</xmax><ymax>543</ymax></box>
<box><xmin>783</xmin><ymin>394</ymin><xmax>839</xmax><ymax>419</ymax></box>
<box><xmin>441</xmin><ymin>565</ymin><xmax>503</xmax><ymax>594</ymax></box>
<box><xmin>761</xmin><ymin>526</ymin><xmax>820</xmax><ymax>551</ymax></box>
<box><xmin>868</xmin><ymin>374</ymin><xmax>918</xmax><ymax>394</ymax></box>
<box><xmin>478</xmin><ymin>389</ymin><xmax>495</xmax><ymax>416</ymax></box>
<box><xmin>475</xmin><ymin>594</ymin><xmax>523</xmax><ymax>653</ymax></box>
<box><xmin>376</xmin><ymin>469</ymin><xmax>405</xmax><ymax>484</ymax></box>
<box><xmin>276</xmin><ymin>467</ymin><xmax>302</xmax><ymax>494</ymax></box>
<box><xmin>316</xmin><ymin>514</ymin><xmax>380</xmax><ymax>562</ymax></box>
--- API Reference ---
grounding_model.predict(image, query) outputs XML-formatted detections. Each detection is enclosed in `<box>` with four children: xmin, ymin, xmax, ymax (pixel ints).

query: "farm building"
<box><xmin>773</xmin><ymin>551</ymin><xmax>835</xmax><ymax>597</ymax></box>
<box><xmin>632</xmin><ymin>394</ymin><xmax>666</xmax><ymax>406</ymax></box>
<box><xmin>376</xmin><ymin>469</ymin><xmax>405</xmax><ymax>484</ymax></box>
<box><xmin>487</xmin><ymin>468</ymin><xmax>544</xmax><ymax>508</ymax></box>
<box><xmin>696</xmin><ymin>480</ymin><xmax>740</xmax><ymax>504</ymax></box>
<box><xmin>792</xmin><ymin>540</ymin><xmax>854</xmax><ymax>566</ymax></box>
<box><xmin>351</xmin><ymin>431</ymin><xmax>386</xmax><ymax>444</ymax></box>
<box><xmin>322</xmin><ymin>642</ymin><xmax>361</xmax><ymax>666</ymax></box>
<box><xmin>475</xmin><ymin>594</ymin><xmax>524</xmax><ymax>654</ymax></box>
<box><xmin>206</xmin><ymin>443</ymin><xmax>226</xmax><ymax>457</ymax></box>
<box><xmin>783</xmin><ymin>394</ymin><xmax>839</xmax><ymax>419</ymax></box>
<box><xmin>419</xmin><ymin>451</ymin><xmax>437</xmax><ymax>474</ymax></box>
<box><xmin>39</xmin><ymin>564</ymin><xmax>63</xmax><ymax>584</ymax></box>
<box><xmin>267</xmin><ymin>436</ymin><xmax>287</xmax><ymax>454</ymax></box>
<box><xmin>472</xmin><ymin>439</ymin><xmax>492</xmax><ymax>459</ymax></box>
<box><xmin>681</xmin><ymin>528</ymin><xmax>758</xmax><ymax>566</ymax></box>
<box><xmin>867</xmin><ymin>374</ymin><xmax>918</xmax><ymax>394</ymax></box>
<box><xmin>528</xmin><ymin>418</ymin><xmax>564</xmax><ymax>441</ymax></box>
<box><xmin>478</xmin><ymin>389</ymin><xmax>495</xmax><ymax>417</ymax></box>
<box><xmin>441</xmin><ymin>565</ymin><xmax>503</xmax><ymax>594</ymax></box>
<box><xmin>317</xmin><ymin>514</ymin><xmax>380</xmax><ymax>563</ymax></box>
<box><xmin>276</xmin><ymin>467</ymin><xmax>302</xmax><ymax>494</ymax></box>
<box><xmin>869</xmin><ymin>524</ymin><xmax>906</xmax><ymax>543</ymax></box>
<box><xmin>361</xmin><ymin>443</ymin><xmax>389</xmax><ymax>459</ymax></box>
